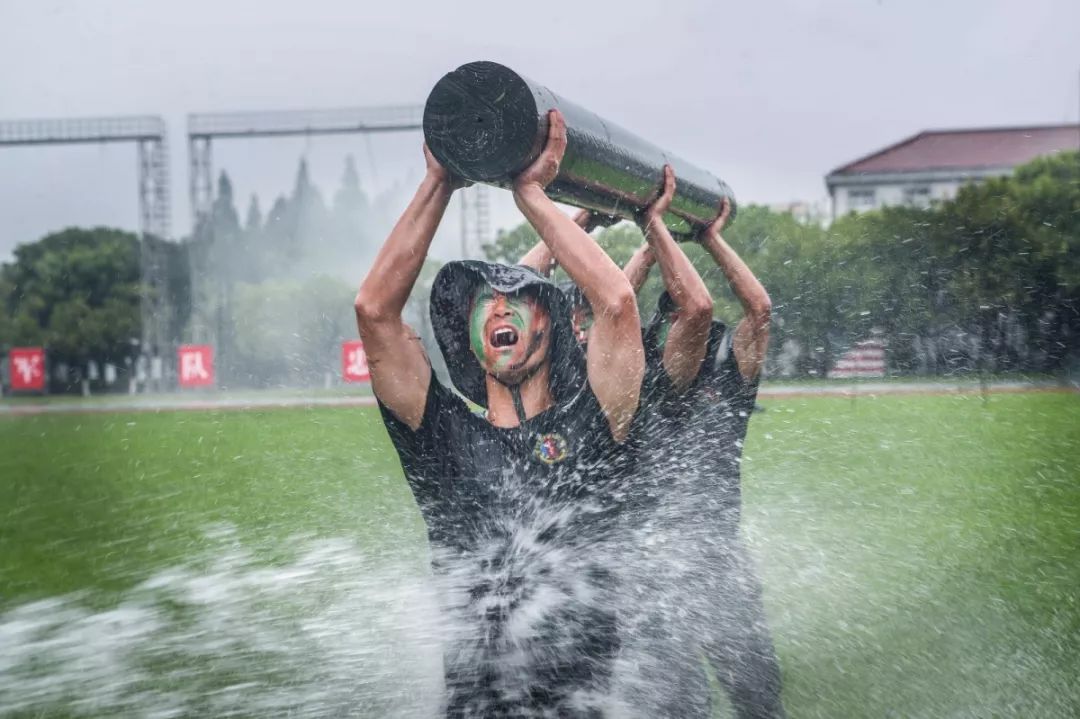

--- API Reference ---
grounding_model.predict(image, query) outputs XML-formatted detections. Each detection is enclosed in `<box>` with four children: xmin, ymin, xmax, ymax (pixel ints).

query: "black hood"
<box><xmin>430</xmin><ymin>260</ymin><xmax>586</xmax><ymax>408</ymax></box>
<box><xmin>557</xmin><ymin>280</ymin><xmax>590</xmax><ymax>315</ymax></box>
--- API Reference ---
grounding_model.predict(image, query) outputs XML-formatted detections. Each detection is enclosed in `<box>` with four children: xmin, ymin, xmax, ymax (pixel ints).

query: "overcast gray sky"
<box><xmin>1</xmin><ymin>0</ymin><xmax>1078</xmax><ymax>261</ymax></box>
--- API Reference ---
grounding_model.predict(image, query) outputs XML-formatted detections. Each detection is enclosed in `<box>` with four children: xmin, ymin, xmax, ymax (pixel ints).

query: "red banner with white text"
<box><xmin>9</xmin><ymin>347</ymin><xmax>46</xmax><ymax>391</ymax></box>
<box><xmin>178</xmin><ymin>345</ymin><xmax>215</xmax><ymax>388</ymax></box>
<box><xmin>341</xmin><ymin>340</ymin><xmax>370</xmax><ymax>383</ymax></box>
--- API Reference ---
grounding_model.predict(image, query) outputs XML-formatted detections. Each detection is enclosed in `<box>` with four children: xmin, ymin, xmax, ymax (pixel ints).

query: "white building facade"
<box><xmin>826</xmin><ymin>124</ymin><xmax>1080</xmax><ymax>219</ymax></box>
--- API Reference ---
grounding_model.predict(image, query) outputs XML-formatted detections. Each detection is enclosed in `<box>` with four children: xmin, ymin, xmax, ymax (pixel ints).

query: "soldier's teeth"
<box><xmin>492</xmin><ymin>328</ymin><xmax>518</xmax><ymax>347</ymax></box>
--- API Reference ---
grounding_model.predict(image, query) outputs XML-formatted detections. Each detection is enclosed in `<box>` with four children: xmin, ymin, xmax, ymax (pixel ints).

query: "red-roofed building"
<box><xmin>826</xmin><ymin>124</ymin><xmax>1079</xmax><ymax>218</ymax></box>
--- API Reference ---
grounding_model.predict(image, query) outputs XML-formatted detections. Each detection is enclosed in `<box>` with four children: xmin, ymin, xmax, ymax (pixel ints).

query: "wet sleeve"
<box><xmin>644</xmin><ymin>322</ymin><xmax>722</xmax><ymax>416</ymax></box>
<box><xmin>641</xmin><ymin>357</ymin><xmax>676</xmax><ymax>414</ymax></box>
<box><xmin>376</xmin><ymin>369</ymin><xmax>469</xmax><ymax>488</ymax></box>
<box><xmin>715</xmin><ymin>328</ymin><xmax>760</xmax><ymax>413</ymax></box>
<box><xmin>568</xmin><ymin>372</ymin><xmax>646</xmax><ymax>447</ymax></box>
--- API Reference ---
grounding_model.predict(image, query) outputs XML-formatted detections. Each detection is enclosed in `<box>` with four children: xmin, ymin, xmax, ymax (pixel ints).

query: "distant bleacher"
<box><xmin>828</xmin><ymin>339</ymin><xmax>886</xmax><ymax>379</ymax></box>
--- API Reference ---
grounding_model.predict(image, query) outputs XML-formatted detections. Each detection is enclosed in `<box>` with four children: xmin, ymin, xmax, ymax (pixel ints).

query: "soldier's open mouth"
<box><xmin>491</xmin><ymin>327</ymin><xmax>519</xmax><ymax>348</ymax></box>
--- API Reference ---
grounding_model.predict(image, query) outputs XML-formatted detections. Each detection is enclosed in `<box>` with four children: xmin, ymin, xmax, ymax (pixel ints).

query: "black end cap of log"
<box><xmin>423</xmin><ymin>61</ymin><xmax>541</xmax><ymax>183</ymax></box>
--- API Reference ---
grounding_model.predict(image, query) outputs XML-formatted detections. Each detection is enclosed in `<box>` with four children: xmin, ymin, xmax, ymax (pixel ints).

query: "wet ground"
<box><xmin>2</xmin><ymin>379</ymin><xmax>1073</xmax><ymax>416</ymax></box>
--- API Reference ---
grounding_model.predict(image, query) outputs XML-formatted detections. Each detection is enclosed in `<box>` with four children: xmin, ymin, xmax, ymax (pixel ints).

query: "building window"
<box><xmin>903</xmin><ymin>185</ymin><xmax>932</xmax><ymax>208</ymax></box>
<box><xmin>848</xmin><ymin>188</ymin><xmax>876</xmax><ymax>209</ymax></box>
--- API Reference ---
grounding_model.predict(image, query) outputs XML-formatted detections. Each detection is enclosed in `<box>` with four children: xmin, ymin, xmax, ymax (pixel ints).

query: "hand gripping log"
<box><xmin>423</xmin><ymin>61</ymin><xmax>736</xmax><ymax>238</ymax></box>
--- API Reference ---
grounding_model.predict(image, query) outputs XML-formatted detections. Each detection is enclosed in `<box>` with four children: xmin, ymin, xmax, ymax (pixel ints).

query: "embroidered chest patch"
<box><xmin>533</xmin><ymin>432</ymin><xmax>569</xmax><ymax>465</ymax></box>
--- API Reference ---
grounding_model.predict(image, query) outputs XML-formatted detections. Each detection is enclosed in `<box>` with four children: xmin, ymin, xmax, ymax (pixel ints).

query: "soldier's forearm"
<box><xmin>514</xmin><ymin>185</ymin><xmax>634</xmax><ymax>315</ymax></box>
<box><xmin>702</xmin><ymin>233</ymin><xmax>771</xmax><ymax>320</ymax></box>
<box><xmin>644</xmin><ymin>219</ymin><xmax>711</xmax><ymax>317</ymax></box>
<box><xmin>622</xmin><ymin>245</ymin><xmax>655</xmax><ymax>295</ymax></box>
<box><xmin>518</xmin><ymin>240</ymin><xmax>557</xmax><ymax>277</ymax></box>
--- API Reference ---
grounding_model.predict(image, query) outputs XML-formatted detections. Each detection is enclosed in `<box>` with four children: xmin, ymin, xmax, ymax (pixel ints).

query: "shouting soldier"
<box><xmin>354</xmin><ymin>110</ymin><xmax>645</xmax><ymax>717</ymax></box>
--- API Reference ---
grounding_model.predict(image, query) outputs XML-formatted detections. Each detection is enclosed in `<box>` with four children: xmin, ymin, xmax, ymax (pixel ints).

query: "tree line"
<box><xmin>0</xmin><ymin>156</ymin><xmax>412</xmax><ymax>391</ymax></box>
<box><xmin>483</xmin><ymin>151</ymin><xmax>1080</xmax><ymax>378</ymax></box>
<box><xmin>3</xmin><ymin>150</ymin><xmax>1077</xmax><ymax>391</ymax></box>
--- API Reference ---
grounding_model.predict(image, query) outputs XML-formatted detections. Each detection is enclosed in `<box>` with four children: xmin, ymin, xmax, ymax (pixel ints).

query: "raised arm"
<box><xmin>512</xmin><ymin>111</ymin><xmax>644</xmax><ymax>442</ymax></box>
<box><xmin>700</xmin><ymin>198</ymin><xmax>771</xmax><ymax>381</ymax></box>
<box><xmin>639</xmin><ymin>166</ymin><xmax>713</xmax><ymax>391</ymax></box>
<box><xmin>622</xmin><ymin>243</ymin><xmax>655</xmax><ymax>295</ymax></box>
<box><xmin>518</xmin><ymin>209</ymin><xmax>614</xmax><ymax>276</ymax></box>
<box><xmin>353</xmin><ymin>146</ymin><xmax>465</xmax><ymax>429</ymax></box>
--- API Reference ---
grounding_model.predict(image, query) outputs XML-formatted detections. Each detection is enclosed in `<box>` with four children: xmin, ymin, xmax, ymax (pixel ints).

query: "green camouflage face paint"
<box><xmin>469</xmin><ymin>286</ymin><xmax>537</xmax><ymax>373</ymax></box>
<box><xmin>469</xmin><ymin>287</ymin><xmax>493</xmax><ymax>363</ymax></box>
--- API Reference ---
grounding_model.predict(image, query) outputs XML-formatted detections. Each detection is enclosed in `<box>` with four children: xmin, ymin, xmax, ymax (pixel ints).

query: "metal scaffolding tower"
<box><xmin>459</xmin><ymin>184</ymin><xmax>491</xmax><ymax>259</ymax></box>
<box><xmin>0</xmin><ymin>115</ymin><xmax>172</xmax><ymax>353</ymax></box>
<box><xmin>186</xmin><ymin>104</ymin><xmax>490</xmax><ymax>255</ymax></box>
<box><xmin>186</xmin><ymin>105</ymin><xmax>490</xmax><ymax>349</ymax></box>
<box><xmin>187</xmin><ymin>105</ymin><xmax>425</xmax><ymax>225</ymax></box>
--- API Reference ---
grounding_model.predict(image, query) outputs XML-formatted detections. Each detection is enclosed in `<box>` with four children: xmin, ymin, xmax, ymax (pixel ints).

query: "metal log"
<box><xmin>423</xmin><ymin>61</ymin><xmax>736</xmax><ymax>237</ymax></box>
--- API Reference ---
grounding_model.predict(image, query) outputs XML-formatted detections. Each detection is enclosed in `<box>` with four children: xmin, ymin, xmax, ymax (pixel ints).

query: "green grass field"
<box><xmin>2</xmin><ymin>392</ymin><xmax>1078</xmax><ymax>717</ymax></box>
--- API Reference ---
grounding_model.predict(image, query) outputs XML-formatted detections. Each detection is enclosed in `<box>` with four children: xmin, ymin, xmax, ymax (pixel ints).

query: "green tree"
<box><xmin>257</xmin><ymin>158</ymin><xmax>332</xmax><ymax>277</ymax></box>
<box><xmin>1001</xmin><ymin>150</ymin><xmax>1080</xmax><ymax>370</ymax></box>
<box><xmin>244</xmin><ymin>194</ymin><xmax>263</xmax><ymax>235</ymax></box>
<box><xmin>482</xmin><ymin>222</ymin><xmax>541</xmax><ymax>264</ymax></box>
<box><xmin>229</xmin><ymin>274</ymin><xmax>356</xmax><ymax>387</ymax></box>
<box><xmin>839</xmin><ymin>206</ymin><xmax>944</xmax><ymax>372</ymax></box>
<box><xmin>0</xmin><ymin>227</ymin><xmax>143</xmax><ymax>381</ymax></box>
<box><xmin>332</xmin><ymin>156</ymin><xmax>371</xmax><ymax>246</ymax></box>
<box><xmin>932</xmin><ymin>151</ymin><xmax>1080</xmax><ymax>373</ymax></box>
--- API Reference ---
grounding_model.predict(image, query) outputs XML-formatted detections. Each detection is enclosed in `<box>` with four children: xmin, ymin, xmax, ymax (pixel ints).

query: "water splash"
<box><xmin>0</xmin><ymin>501</ymin><xmax>722</xmax><ymax>719</ymax></box>
<box><xmin>0</xmin><ymin>527</ymin><xmax>446</xmax><ymax>718</ymax></box>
